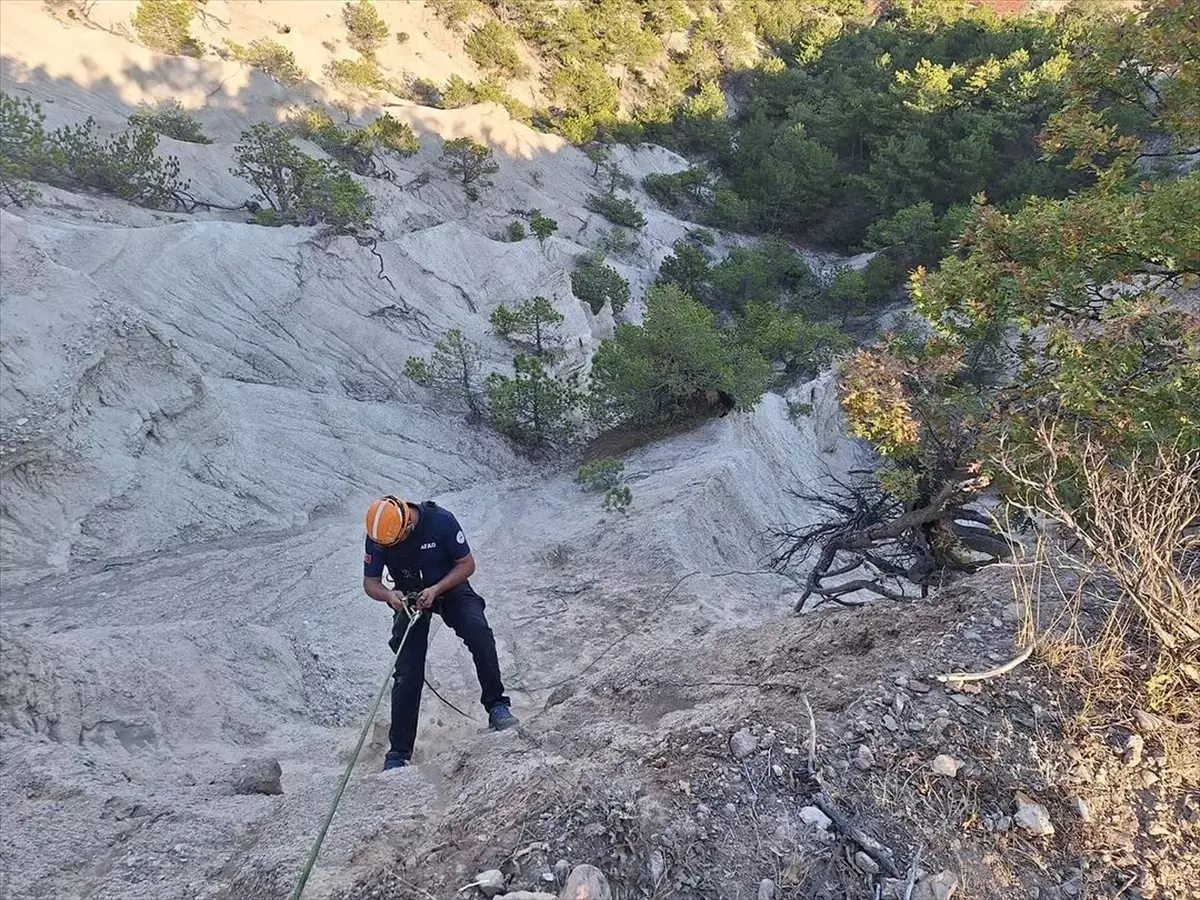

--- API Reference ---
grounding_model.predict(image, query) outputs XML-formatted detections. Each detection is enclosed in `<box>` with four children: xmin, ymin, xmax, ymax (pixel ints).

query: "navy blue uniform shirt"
<box><xmin>363</xmin><ymin>502</ymin><xmax>471</xmax><ymax>592</ymax></box>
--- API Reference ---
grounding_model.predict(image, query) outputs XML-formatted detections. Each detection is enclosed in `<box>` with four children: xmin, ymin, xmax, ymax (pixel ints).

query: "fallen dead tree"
<box><xmin>767</xmin><ymin>464</ymin><xmax>1014</xmax><ymax>611</ymax></box>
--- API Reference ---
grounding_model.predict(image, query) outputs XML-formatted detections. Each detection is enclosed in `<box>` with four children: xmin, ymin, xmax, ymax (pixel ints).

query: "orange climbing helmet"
<box><xmin>365</xmin><ymin>494</ymin><xmax>415</xmax><ymax>546</ymax></box>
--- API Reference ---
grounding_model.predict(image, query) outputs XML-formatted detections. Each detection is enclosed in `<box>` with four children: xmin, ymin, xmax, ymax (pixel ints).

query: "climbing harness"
<box><xmin>289</xmin><ymin>601</ymin><xmax>423</xmax><ymax>900</ymax></box>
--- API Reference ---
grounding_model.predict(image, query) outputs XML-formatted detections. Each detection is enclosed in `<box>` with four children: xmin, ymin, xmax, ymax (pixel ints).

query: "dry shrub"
<box><xmin>999</xmin><ymin>426</ymin><xmax>1200</xmax><ymax>716</ymax></box>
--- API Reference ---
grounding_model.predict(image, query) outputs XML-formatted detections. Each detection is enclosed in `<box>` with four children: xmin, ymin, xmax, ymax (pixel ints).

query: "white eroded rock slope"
<box><xmin>0</xmin><ymin>4</ymin><xmax>859</xmax><ymax>898</ymax></box>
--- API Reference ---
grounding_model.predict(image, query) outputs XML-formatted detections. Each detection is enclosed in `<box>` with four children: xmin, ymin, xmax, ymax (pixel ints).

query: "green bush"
<box><xmin>575</xmin><ymin>457</ymin><xmax>624</xmax><ymax>492</ymax></box>
<box><xmin>735</xmin><ymin>301</ymin><xmax>850</xmax><ymax>378</ymax></box>
<box><xmin>602</xmin><ymin>485</ymin><xmax>633</xmax><ymax>513</ymax></box>
<box><xmin>529</xmin><ymin>209</ymin><xmax>557</xmax><ymax>246</ymax></box>
<box><xmin>403</xmin><ymin>329</ymin><xmax>487</xmax><ymax>420</ymax></box>
<box><xmin>358</xmin><ymin>113</ymin><xmax>420</xmax><ymax>156</ymax></box>
<box><xmin>128</xmin><ymin>101</ymin><xmax>211</xmax><ymax>144</ymax></box>
<box><xmin>485</xmin><ymin>354</ymin><xmax>577</xmax><ymax>453</ymax></box>
<box><xmin>289</xmin><ymin>108</ymin><xmax>418</xmax><ymax>176</ymax></box>
<box><xmin>588</xmin><ymin>283</ymin><xmax>769</xmax><ymax>427</ymax></box>
<box><xmin>465</xmin><ymin>20</ymin><xmax>525</xmax><ymax>78</ymax></box>
<box><xmin>585</xmin><ymin>192</ymin><xmax>646</xmax><ymax>229</ymax></box>
<box><xmin>1</xmin><ymin>96</ymin><xmax>191</xmax><ymax>209</ymax></box>
<box><xmin>489</xmin><ymin>295</ymin><xmax>563</xmax><ymax>358</ymax></box>
<box><xmin>822</xmin><ymin>266</ymin><xmax>869</xmax><ymax>320</ymax></box>
<box><xmin>787</xmin><ymin>400</ymin><xmax>813</xmax><ymax>421</ymax></box>
<box><xmin>505</xmin><ymin>220</ymin><xmax>526</xmax><ymax>241</ymax></box>
<box><xmin>231</xmin><ymin>123</ymin><xmax>371</xmax><ymax>231</ymax></box>
<box><xmin>0</xmin><ymin>93</ymin><xmax>48</xmax><ymax>205</ymax></box>
<box><xmin>325</xmin><ymin>56</ymin><xmax>400</xmax><ymax>95</ymax></box>
<box><xmin>437</xmin><ymin>75</ymin><xmax>531</xmax><ymax>122</ymax></box>
<box><xmin>131</xmin><ymin>0</ymin><xmax>202</xmax><ymax>56</ymax></box>
<box><xmin>440</xmin><ymin>74</ymin><xmax>476</xmax><ymax>109</ymax></box>
<box><xmin>228</xmin><ymin>38</ymin><xmax>305</xmax><ymax>86</ymax></box>
<box><xmin>439</xmin><ymin>137</ymin><xmax>499</xmax><ymax>193</ymax></box>
<box><xmin>427</xmin><ymin>0</ymin><xmax>476</xmax><ymax>27</ymax></box>
<box><xmin>471</xmin><ymin>79</ymin><xmax>533</xmax><ymax>123</ymax></box>
<box><xmin>597</xmin><ymin>226</ymin><xmax>639</xmax><ymax>260</ymax></box>
<box><xmin>705</xmin><ymin>188</ymin><xmax>750</xmax><ymax>231</ymax></box>
<box><xmin>342</xmin><ymin>0</ymin><xmax>389</xmax><ymax>54</ymax></box>
<box><xmin>642</xmin><ymin>167</ymin><xmax>711</xmax><ymax>211</ymax></box>
<box><xmin>571</xmin><ymin>262</ymin><xmax>630</xmax><ymax>315</ymax></box>
<box><xmin>657</xmin><ymin>239</ymin><xmax>711</xmax><ymax>299</ymax></box>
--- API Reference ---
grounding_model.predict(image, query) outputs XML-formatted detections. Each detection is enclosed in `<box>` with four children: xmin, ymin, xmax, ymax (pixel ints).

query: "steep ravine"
<box><xmin>0</xmin><ymin>3</ymin><xmax>859</xmax><ymax>898</ymax></box>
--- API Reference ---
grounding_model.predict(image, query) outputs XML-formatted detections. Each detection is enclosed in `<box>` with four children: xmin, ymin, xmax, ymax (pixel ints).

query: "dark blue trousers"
<box><xmin>387</xmin><ymin>584</ymin><xmax>509</xmax><ymax>760</ymax></box>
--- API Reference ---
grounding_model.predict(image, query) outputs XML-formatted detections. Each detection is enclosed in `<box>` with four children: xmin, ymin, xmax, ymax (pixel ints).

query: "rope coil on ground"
<box><xmin>290</xmin><ymin>605</ymin><xmax>423</xmax><ymax>900</ymax></box>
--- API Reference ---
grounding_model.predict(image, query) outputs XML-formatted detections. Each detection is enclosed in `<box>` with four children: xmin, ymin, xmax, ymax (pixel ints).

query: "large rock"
<box><xmin>730</xmin><ymin>729</ymin><xmax>759</xmax><ymax>760</ymax></box>
<box><xmin>559</xmin><ymin>864</ymin><xmax>612</xmax><ymax>900</ymax></box>
<box><xmin>1013</xmin><ymin>792</ymin><xmax>1054</xmax><ymax>837</ymax></box>
<box><xmin>798</xmin><ymin>806</ymin><xmax>832</xmax><ymax>831</ymax></box>
<box><xmin>230</xmin><ymin>758</ymin><xmax>282</xmax><ymax>795</ymax></box>
<box><xmin>496</xmin><ymin>893</ymin><xmax>557</xmax><ymax>900</ymax></box>
<box><xmin>930</xmin><ymin>755</ymin><xmax>961</xmax><ymax>778</ymax></box>
<box><xmin>474</xmin><ymin>869</ymin><xmax>506</xmax><ymax>898</ymax></box>
<box><xmin>913</xmin><ymin>871</ymin><xmax>959</xmax><ymax>900</ymax></box>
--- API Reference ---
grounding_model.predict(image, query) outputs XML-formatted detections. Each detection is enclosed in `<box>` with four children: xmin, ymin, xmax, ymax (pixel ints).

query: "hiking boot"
<box><xmin>382</xmin><ymin>751</ymin><xmax>408</xmax><ymax>771</ymax></box>
<box><xmin>488</xmin><ymin>703</ymin><xmax>519</xmax><ymax>731</ymax></box>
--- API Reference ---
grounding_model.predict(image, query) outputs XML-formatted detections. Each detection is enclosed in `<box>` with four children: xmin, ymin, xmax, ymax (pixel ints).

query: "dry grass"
<box><xmin>998</xmin><ymin>428</ymin><xmax>1200</xmax><ymax>715</ymax></box>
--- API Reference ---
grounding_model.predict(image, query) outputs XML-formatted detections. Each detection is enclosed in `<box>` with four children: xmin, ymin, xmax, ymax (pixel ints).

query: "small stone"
<box><xmin>560</xmin><ymin>864</ymin><xmax>612</xmax><ymax>899</ymax></box>
<box><xmin>799</xmin><ymin>806</ymin><xmax>832</xmax><ymax>831</ymax></box>
<box><xmin>1071</xmin><ymin>798</ymin><xmax>1091</xmax><ymax>823</ymax></box>
<box><xmin>882</xmin><ymin>714</ymin><xmax>899</xmax><ymax>732</ymax></box>
<box><xmin>1123</xmin><ymin>733</ymin><xmax>1144</xmax><ymax>768</ymax></box>
<box><xmin>1014</xmin><ymin>792</ymin><xmax>1055</xmax><ymax>837</ymax></box>
<box><xmin>931</xmin><ymin>755</ymin><xmax>962</xmax><ymax>778</ymax></box>
<box><xmin>855</xmin><ymin>744</ymin><xmax>875</xmax><ymax>770</ymax></box>
<box><xmin>757</xmin><ymin>879</ymin><xmax>776</xmax><ymax>900</ymax></box>
<box><xmin>493</xmin><ymin>893</ymin><xmax>557</xmax><ymax>900</ymax></box>
<box><xmin>854</xmin><ymin>851</ymin><xmax>880</xmax><ymax>875</ymax></box>
<box><xmin>1141</xmin><ymin>770</ymin><xmax>1159</xmax><ymax>788</ymax></box>
<box><xmin>730</xmin><ymin>729</ymin><xmax>759</xmax><ymax>760</ymax></box>
<box><xmin>1132</xmin><ymin>708</ymin><xmax>1160</xmax><ymax>733</ymax></box>
<box><xmin>554</xmin><ymin>860</ymin><xmax>571</xmax><ymax>882</ymax></box>
<box><xmin>1147</xmin><ymin>822</ymin><xmax>1171</xmax><ymax>837</ymax></box>
<box><xmin>908</xmin><ymin>679</ymin><xmax>932</xmax><ymax>694</ymax></box>
<box><xmin>474</xmin><ymin>870</ymin><xmax>506</xmax><ymax>898</ymax></box>
<box><xmin>231</xmin><ymin>757</ymin><xmax>282</xmax><ymax>796</ymax></box>
<box><xmin>995</xmin><ymin>815</ymin><xmax>1012</xmax><ymax>832</ymax></box>
<box><xmin>913</xmin><ymin>871</ymin><xmax>959</xmax><ymax>900</ymax></box>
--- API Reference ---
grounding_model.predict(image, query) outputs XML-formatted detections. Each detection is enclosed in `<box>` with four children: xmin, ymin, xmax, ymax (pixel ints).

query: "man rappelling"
<box><xmin>362</xmin><ymin>495</ymin><xmax>518</xmax><ymax>771</ymax></box>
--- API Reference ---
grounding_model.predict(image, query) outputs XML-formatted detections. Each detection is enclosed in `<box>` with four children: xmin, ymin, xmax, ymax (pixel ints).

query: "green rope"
<box><xmin>290</xmin><ymin>606</ymin><xmax>422</xmax><ymax>900</ymax></box>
